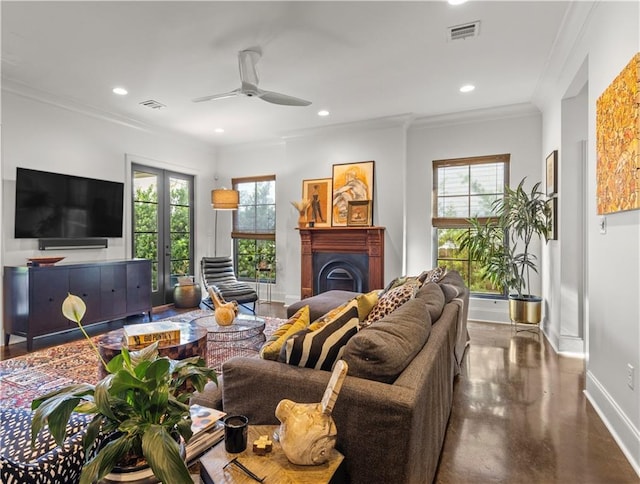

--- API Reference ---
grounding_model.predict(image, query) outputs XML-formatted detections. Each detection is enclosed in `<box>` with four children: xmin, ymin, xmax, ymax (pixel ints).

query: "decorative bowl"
<box><xmin>27</xmin><ymin>256</ymin><xmax>65</xmax><ymax>266</ymax></box>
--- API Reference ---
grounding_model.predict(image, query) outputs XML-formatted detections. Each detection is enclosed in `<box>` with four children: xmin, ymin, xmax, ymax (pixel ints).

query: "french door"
<box><xmin>132</xmin><ymin>164</ymin><xmax>194</xmax><ymax>306</ymax></box>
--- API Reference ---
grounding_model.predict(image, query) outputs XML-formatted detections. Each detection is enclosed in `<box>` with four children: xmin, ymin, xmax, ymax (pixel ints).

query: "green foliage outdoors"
<box><xmin>234</xmin><ymin>179</ymin><xmax>276</xmax><ymax>283</ymax></box>
<box><xmin>133</xmin><ymin>180</ymin><xmax>191</xmax><ymax>290</ymax></box>
<box><xmin>436</xmin><ymin>175</ymin><xmax>503</xmax><ymax>295</ymax></box>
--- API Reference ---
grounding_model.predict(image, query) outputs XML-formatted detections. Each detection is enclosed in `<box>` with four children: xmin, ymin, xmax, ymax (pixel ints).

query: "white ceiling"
<box><xmin>2</xmin><ymin>1</ymin><xmax>570</xmax><ymax>147</ymax></box>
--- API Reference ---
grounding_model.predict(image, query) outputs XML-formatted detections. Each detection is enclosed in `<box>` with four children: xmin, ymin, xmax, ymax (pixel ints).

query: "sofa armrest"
<box><xmin>190</xmin><ymin>378</ymin><xmax>223</xmax><ymax>410</ymax></box>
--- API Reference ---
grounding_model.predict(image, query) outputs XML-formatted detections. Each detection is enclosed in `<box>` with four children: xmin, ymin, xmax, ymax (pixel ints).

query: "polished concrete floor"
<box><xmin>1</xmin><ymin>303</ymin><xmax>638</xmax><ymax>482</ymax></box>
<box><xmin>435</xmin><ymin>322</ymin><xmax>638</xmax><ymax>483</ymax></box>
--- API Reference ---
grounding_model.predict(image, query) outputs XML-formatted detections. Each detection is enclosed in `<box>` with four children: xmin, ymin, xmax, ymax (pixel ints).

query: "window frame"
<box><xmin>432</xmin><ymin>154</ymin><xmax>510</xmax><ymax>297</ymax></box>
<box><xmin>231</xmin><ymin>175</ymin><xmax>276</xmax><ymax>283</ymax></box>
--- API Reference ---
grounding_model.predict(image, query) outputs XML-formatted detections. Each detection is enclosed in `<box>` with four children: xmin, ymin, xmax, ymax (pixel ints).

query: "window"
<box><xmin>432</xmin><ymin>154</ymin><xmax>509</xmax><ymax>295</ymax></box>
<box><xmin>232</xmin><ymin>175</ymin><xmax>276</xmax><ymax>282</ymax></box>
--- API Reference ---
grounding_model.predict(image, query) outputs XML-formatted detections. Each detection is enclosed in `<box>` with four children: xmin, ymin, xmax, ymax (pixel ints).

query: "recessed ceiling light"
<box><xmin>214</xmin><ymin>128</ymin><xmax>225</xmax><ymax>134</ymax></box>
<box><xmin>318</xmin><ymin>110</ymin><xmax>330</xmax><ymax>117</ymax></box>
<box><xmin>448</xmin><ymin>0</ymin><xmax>468</xmax><ymax>5</ymax></box>
<box><xmin>112</xmin><ymin>87</ymin><xmax>128</xmax><ymax>96</ymax></box>
<box><xmin>459</xmin><ymin>84</ymin><xmax>475</xmax><ymax>93</ymax></box>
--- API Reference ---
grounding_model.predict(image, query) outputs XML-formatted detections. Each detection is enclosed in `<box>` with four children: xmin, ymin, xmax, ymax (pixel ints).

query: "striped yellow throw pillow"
<box><xmin>259</xmin><ymin>306</ymin><xmax>310</xmax><ymax>360</ymax></box>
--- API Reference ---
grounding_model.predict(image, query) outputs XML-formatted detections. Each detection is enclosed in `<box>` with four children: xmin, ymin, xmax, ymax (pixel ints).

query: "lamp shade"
<box><xmin>211</xmin><ymin>188</ymin><xmax>239</xmax><ymax>210</ymax></box>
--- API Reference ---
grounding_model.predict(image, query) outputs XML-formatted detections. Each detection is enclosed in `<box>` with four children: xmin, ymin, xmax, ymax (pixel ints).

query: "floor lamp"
<box><xmin>211</xmin><ymin>188</ymin><xmax>239</xmax><ymax>256</ymax></box>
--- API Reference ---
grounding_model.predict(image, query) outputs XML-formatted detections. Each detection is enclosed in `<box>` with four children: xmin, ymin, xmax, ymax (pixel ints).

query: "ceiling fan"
<box><xmin>192</xmin><ymin>48</ymin><xmax>312</xmax><ymax>107</ymax></box>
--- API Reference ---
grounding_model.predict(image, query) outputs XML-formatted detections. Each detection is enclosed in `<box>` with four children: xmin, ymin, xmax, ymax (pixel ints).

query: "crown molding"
<box><xmin>531</xmin><ymin>1</ymin><xmax>596</xmax><ymax>108</ymax></box>
<box><xmin>1</xmin><ymin>77</ymin><xmax>215</xmax><ymax>152</ymax></box>
<box><xmin>409</xmin><ymin>103</ymin><xmax>540</xmax><ymax>130</ymax></box>
<box><xmin>279</xmin><ymin>113</ymin><xmax>415</xmax><ymax>141</ymax></box>
<box><xmin>2</xmin><ymin>77</ymin><xmax>156</xmax><ymax>132</ymax></box>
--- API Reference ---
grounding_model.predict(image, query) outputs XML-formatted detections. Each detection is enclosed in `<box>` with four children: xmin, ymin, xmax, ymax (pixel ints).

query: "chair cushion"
<box><xmin>201</xmin><ymin>256</ymin><xmax>258</xmax><ymax>305</ymax></box>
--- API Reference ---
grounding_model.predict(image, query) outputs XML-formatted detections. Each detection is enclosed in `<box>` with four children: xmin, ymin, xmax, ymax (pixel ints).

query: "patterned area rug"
<box><xmin>0</xmin><ymin>310</ymin><xmax>283</xmax><ymax>410</ymax></box>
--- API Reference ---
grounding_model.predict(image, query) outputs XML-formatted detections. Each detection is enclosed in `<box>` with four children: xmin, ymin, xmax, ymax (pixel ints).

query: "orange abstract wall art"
<box><xmin>596</xmin><ymin>52</ymin><xmax>639</xmax><ymax>214</ymax></box>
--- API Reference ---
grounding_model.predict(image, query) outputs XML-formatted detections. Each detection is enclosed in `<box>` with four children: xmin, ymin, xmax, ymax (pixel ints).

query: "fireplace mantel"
<box><xmin>298</xmin><ymin>226</ymin><xmax>385</xmax><ymax>299</ymax></box>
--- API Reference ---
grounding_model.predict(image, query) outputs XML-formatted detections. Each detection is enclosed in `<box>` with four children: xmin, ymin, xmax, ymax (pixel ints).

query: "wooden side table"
<box><xmin>199</xmin><ymin>425</ymin><xmax>344</xmax><ymax>484</ymax></box>
<box><xmin>97</xmin><ymin>322</ymin><xmax>207</xmax><ymax>377</ymax></box>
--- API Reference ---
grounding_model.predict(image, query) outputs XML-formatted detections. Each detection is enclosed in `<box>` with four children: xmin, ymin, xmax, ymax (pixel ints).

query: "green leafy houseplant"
<box><xmin>458</xmin><ymin>178</ymin><xmax>551</xmax><ymax>300</ymax></box>
<box><xmin>31</xmin><ymin>294</ymin><xmax>217</xmax><ymax>484</ymax></box>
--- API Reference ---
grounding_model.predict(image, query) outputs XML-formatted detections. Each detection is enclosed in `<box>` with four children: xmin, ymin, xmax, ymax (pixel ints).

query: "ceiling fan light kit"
<box><xmin>193</xmin><ymin>48</ymin><xmax>312</xmax><ymax>107</ymax></box>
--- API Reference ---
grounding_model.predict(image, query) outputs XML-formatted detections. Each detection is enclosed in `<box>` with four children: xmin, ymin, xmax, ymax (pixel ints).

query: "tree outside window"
<box><xmin>432</xmin><ymin>155</ymin><xmax>509</xmax><ymax>296</ymax></box>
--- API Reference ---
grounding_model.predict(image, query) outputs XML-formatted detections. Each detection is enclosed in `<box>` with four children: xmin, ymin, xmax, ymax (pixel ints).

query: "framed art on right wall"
<box><xmin>547</xmin><ymin>197</ymin><xmax>557</xmax><ymax>240</ymax></box>
<box><xmin>546</xmin><ymin>150</ymin><xmax>558</xmax><ymax>196</ymax></box>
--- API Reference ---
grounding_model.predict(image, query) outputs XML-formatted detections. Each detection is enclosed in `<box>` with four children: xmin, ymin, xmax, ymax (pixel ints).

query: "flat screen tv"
<box><xmin>15</xmin><ymin>167</ymin><xmax>124</xmax><ymax>239</ymax></box>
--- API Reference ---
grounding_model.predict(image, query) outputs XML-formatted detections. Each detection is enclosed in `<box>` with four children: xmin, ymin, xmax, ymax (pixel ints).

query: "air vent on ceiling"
<box><xmin>447</xmin><ymin>20</ymin><xmax>480</xmax><ymax>41</ymax></box>
<box><xmin>139</xmin><ymin>99</ymin><xmax>166</xmax><ymax>109</ymax></box>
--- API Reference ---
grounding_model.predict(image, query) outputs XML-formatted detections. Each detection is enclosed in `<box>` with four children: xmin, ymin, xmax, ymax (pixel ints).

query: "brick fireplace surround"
<box><xmin>298</xmin><ymin>226</ymin><xmax>385</xmax><ymax>299</ymax></box>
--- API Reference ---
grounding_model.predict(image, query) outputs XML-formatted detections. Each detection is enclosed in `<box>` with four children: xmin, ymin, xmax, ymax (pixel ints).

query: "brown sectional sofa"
<box><xmin>191</xmin><ymin>270</ymin><xmax>469</xmax><ymax>484</ymax></box>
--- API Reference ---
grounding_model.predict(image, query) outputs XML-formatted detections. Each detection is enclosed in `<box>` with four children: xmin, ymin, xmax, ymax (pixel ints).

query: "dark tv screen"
<box><xmin>15</xmin><ymin>167</ymin><xmax>124</xmax><ymax>239</ymax></box>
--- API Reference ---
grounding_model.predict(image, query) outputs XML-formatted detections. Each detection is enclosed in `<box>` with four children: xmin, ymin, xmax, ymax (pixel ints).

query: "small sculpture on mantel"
<box><xmin>275</xmin><ymin>360</ymin><xmax>348</xmax><ymax>465</ymax></box>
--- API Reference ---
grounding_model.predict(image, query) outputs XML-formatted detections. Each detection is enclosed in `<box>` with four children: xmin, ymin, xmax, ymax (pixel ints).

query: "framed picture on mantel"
<box><xmin>302</xmin><ymin>178</ymin><xmax>332</xmax><ymax>227</ymax></box>
<box><xmin>331</xmin><ymin>161</ymin><xmax>375</xmax><ymax>227</ymax></box>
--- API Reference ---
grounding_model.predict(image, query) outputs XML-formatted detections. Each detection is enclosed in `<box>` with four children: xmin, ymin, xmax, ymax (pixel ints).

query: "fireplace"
<box><xmin>314</xmin><ymin>252</ymin><xmax>369</xmax><ymax>294</ymax></box>
<box><xmin>298</xmin><ymin>227</ymin><xmax>384</xmax><ymax>299</ymax></box>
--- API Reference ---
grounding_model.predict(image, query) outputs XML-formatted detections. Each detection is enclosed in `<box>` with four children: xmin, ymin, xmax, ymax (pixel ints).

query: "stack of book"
<box><xmin>122</xmin><ymin>321</ymin><xmax>182</xmax><ymax>349</ymax></box>
<box><xmin>186</xmin><ymin>404</ymin><xmax>226</xmax><ymax>463</ymax></box>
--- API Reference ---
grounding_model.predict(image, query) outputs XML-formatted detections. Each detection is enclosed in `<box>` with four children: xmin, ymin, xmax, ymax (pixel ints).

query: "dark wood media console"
<box><xmin>3</xmin><ymin>259</ymin><xmax>152</xmax><ymax>351</ymax></box>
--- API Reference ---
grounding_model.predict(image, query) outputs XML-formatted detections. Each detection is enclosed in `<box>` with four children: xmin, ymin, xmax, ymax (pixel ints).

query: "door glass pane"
<box><xmin>133</xmin><ymin>171</ymin><xmax>159</xmax><ymax>292</ymax></box>
<box><xmin>169</xmin><ymin>176</ymin><xmax>192</xmax><ymax>283</ymax></box>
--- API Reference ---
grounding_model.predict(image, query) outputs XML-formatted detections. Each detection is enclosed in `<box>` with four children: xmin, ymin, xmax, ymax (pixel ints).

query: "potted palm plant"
<box><xmin>30</xmin><ymin>294</ymin><xmax>217</xmax><ymax>484</ymax></box>
<box><xmin>458</xmin><ymin>178</ymin><xmax>551</xmax><ymax>325</ymax></box>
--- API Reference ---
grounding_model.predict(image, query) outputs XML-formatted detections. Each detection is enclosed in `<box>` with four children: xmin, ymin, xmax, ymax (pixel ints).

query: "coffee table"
<box><xmin>199</xmin><ymin>425</ymin><xmax>344</xmax><ymax>484</ymax></box>
<box><xmin>97</xmin><ymin>322</ymin><xmax>207</xmax><ymax>377</ymax></box>
<box><xmin>192</xmin><ymin>313</ymin><xmax>266</xmax><ymax>370</ymax></box>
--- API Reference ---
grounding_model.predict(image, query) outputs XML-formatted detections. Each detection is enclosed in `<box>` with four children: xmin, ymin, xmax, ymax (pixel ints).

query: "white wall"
<box><xmin>1</xmin><ymin>90</ymin><xmax>217</xmax><ymax>336</ymax></box>
<box><xmin>216</xmin><ymin>118</ymin><xmax>408</xmax><ymax>306</ymax></box>
<box><xmin>538</xmin><ymin>1</ymin><xmax>640</xmax><ymax>474</ymax></box>
<box><xmin>406</xmin><ymin>107</ymin><xmax>543</xmax><ymax>323</ymax></box>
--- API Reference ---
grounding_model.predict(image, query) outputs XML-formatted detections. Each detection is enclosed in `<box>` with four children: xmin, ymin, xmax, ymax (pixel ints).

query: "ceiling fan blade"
<box><xmin>192</xmin><ymin>89</ymin><xmax>240</xmax><ymax>103</ymax></box>
<box><xmin>258</xmin><ymin>89</ymin><xmax>312</xmax><ymax>106</ymax></box>
<box><xmin>238</xmin><ymin>49</ymin><xmax>260</xmax><ymax>87</ymax></box>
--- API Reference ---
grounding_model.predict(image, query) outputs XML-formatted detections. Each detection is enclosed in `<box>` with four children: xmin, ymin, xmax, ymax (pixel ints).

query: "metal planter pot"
<box><xmin>508</xmin><ymin>295</ymin><xmax>542</xmax><ymax>325</ymax></box>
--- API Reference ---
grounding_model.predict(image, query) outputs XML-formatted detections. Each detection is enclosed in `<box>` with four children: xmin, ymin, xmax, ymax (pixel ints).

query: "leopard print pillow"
<box><xmin>418</xmin><ymin>266</ymin><xmax>447</xmax><ymax>284</ymax></box>
<box><xmin>363</xmin><ymin>281</ymin><xmax>419</xmax><ymax>326</ymax></box>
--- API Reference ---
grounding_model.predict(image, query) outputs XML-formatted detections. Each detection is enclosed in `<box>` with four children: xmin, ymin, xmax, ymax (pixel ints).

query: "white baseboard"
<box><xmin>558</xmin><ymin>335</ymin><xmax>584</xmax><ymax>355</ymax></box>
<box><xmin>585</xmin><ymin>371</ymin><xmax>640</xmax><ymax>477</ymax></box>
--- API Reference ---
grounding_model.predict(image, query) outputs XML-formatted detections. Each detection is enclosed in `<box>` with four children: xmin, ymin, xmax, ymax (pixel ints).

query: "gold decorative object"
<box><xmin>291</xmin><ymin>199</ymin><xmax>311</xmax><ymax>228</ymax></box>
<box><xmin>208</xmin><ymin>287</ymin><xmax>238</xmax><ymax>326</ymax></box>
<box><xmin>275</xmin><ymin>360</ymin><xmax>348</xmax><ymax>465</ymax></box>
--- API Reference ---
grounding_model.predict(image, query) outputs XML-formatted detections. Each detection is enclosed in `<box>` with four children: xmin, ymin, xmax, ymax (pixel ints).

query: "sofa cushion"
<box><xmin>414</xmin><ymin>282</ymin><xmax>445</xmax><ymax>322</ymax></box>
<box><xmin>342</xmin><ymin>298</ymin><xmax>432</xmax><ymax>383</ymax></box>
<box><xmin>259</xmin><ymin>305</ymin><xmax>310</xmax><ymax>360</ymax></box>
<box><xmin>439</xmin><ymin>283</ymin><xmax>460</xmax><ymax>303</ymax></box>
<box><xmin>363</xmin><ymin>281</ymin><xmax>419</xmax><ymax>326</ymax></box>
<box><xmin>281</xmin><ymin>305</ymin><xmax>359</xmax><ymax>371</ymax></box>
